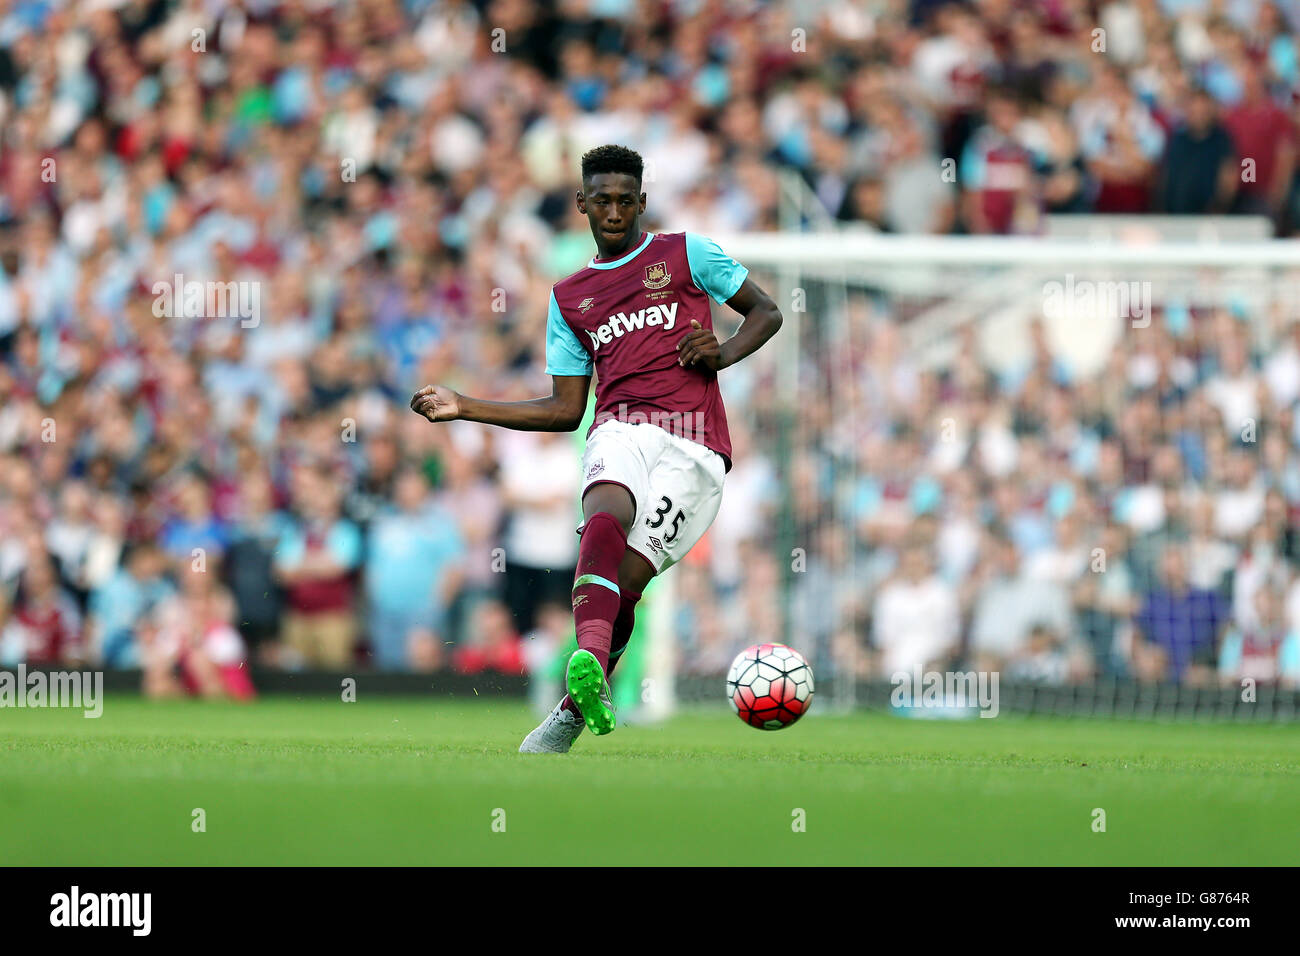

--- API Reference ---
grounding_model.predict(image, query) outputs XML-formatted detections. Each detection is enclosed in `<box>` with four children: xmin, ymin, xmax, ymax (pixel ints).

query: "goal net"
<box><xmin>656</xmin><ymin>227</ymin><xmax>1300</xmax><ymax>718</ymax></box>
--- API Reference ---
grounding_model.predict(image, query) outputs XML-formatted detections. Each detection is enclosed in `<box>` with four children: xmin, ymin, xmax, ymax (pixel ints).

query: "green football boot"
<box><xmin>566</xmin><ymin>649</ymin><xmax>616</xmax><ymax>735</ymax></box>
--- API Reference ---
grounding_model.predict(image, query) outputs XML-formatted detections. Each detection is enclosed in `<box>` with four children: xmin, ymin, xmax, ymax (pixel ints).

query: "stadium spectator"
<box><xmin>158</xmin><ymin>473</ymin><xmax>228</xmax><ymax>566</ymax></box>
<box><xmin>497</xmin><ymin>430</ymin><xmax>579</xmax><ymax>635</ymax></box>
<box><xmin>1074</xmin><ymin>65</ymin><xmax>1166</xmax><ymax>213</ymax></box>
<box><xmin>425</xmin><ymin>453</ymin><xmax>496</xmax><ymax>638</ymax></box>
<box><xmin>969</xmin><ymin>533</ymin><xmax>1074</xmax><ymax>673</ymax></box>
<box><xmin>881</xmin><ymin>114</ymin><xmax>957</xmax><ymax>234</ymax></box>
<box><xmin>791</xmin><ymin>523</ymin><xmax>859</xmax><ymax>678</ymax></box>
<box><xmin>88</xmin><ymin>541</ymin><xmax>172</xmax><ymax>668</ymax></box>
<box><xmin>961</xmin><ymin>88</ymin><xmax>1038</xmax><ymax>234</ymax></box>
<box><xmin>1219</xmin><ymin>586</ymin><xmax>1300</xmax><ymax>687</ymax></box>
<box><xmin>273</xmin><ymin>467</ymin><xmax>362</xmax><ymax>669</ymax></box>
<box><xmin>1006</xmin><ymin>624</ymin><xmax>1072</xmax><ymax>684</ymax></box>
<box><xmin>1231</xmin><ymin>523</ymin><xmax>1291</xmax><ymax>632</ymax></box>
<box><xmin>1134</xmin><ymin>546</ymin><xmax>1230</xmax><ymax>684</ymax></box>
<box><xmin>676</xmin><ymin>570</ymin><xmax>739</xmax><ymax>676</ymax></box>
<box><xmin>452</xmin><ymin>599</ymin><xmax>526</xmax><ymax>677</ymax></box>
<box><xmin>836</xmin><ymin>175</ymin><xmax>891</xmax><ymax>232</ymax></box>
<box><xmin>223</xmin><ymin>470</ymin><xmax>287</xmax><ymax>665</ymax></box>
<box><xmin>1</xmin><ymin>554</ymin><xmax>83</xmax><ymax>666</ymax></box>
<box><xmin>144</xmin><ymin>565</ymin><xmax>255</xmax><ymax>700</ymax></box>
<box><xmin>1072</xmin><ymin>523</ymin><xmax>1139</xmax><ymax>678</ymax></box>
<box><xmin>872</xmin><ymin>540</ymin><xmax>959</xmax><ymax>674</ymax></box>
<box><xmin>1223</xmin><ymin>61</ymin><xmax>1296</xmax><ymax>220</ymax></box>
<box><xmin>1212</xmin><ymin>447</ymin><xmax>1267</xmax><ymax>541</ymax></box>
<box><xmin>1159</xmin><ymin>88</ymin><xmax>1238</xmax><ymax>213</ymax></box>
<box><xmin>364</xmin><ymin>467</ymin><xmax>464</xmax><ymax>671</ymax></box>
<box><xmin>1028</xmin><ymin>105</ymin><xmax>1090</xmax><ymax>215</ymax></box>
<box><xmin>1263</xmin><ymin>320</ymin><xmax>1300</xmax><ymax>411</ymax></box>
<box><xmin>45</xmin><ymin>480</ymin><xmax>97</xmax><ymax>607</ymax></box>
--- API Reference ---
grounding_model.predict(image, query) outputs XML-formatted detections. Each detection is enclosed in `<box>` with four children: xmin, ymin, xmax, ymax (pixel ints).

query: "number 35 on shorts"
<box><xmin>634</xmin><ymin>472</ymin><xmax>723</xmax><ymax>574</ymax></box>
<box><xmin>646</xmin><ymin>495</ymin><xmax>686</xmax><ymax>542</ymax></box>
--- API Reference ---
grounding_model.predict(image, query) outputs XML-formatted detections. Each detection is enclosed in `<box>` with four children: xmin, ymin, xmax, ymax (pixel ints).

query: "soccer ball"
<box><xmin>726</xmin><ymin>643</ymin><xmax>814</xmax><ymax>730</ymax></box>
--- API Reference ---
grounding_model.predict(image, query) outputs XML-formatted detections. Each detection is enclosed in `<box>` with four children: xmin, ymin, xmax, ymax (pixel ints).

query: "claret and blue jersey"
<box><xmin>545</xmin><ymin>232</ymin><xmax>748</xmax><ymax>469</ymax></box>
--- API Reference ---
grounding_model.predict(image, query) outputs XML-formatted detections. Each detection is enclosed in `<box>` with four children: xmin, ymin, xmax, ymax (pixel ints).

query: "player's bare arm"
<box><xmin>676</xmin><ymin>276</ymin><xmax>782</xmax><ymax>369</ymax></box>
<box><xmin>409</xmin><ymin>374</ymin><xmax>590</xmax><ymax>432</ymax></box>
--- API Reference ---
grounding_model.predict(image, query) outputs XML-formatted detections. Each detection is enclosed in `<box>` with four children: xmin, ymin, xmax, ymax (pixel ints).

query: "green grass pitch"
<box><xmin>3</xmin><ymin>696</ymin><xmax>1298</xmax><ymax>865</ymax></box>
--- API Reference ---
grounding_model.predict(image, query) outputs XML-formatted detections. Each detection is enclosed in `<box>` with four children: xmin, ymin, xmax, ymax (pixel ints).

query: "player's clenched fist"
<box><xmin>410</xmin><ymin>384</ymin><xmax>461</xmax><ymax>422</ymax></box>
<box><xmin>676</xmin><ymin>319</ymin><xmax>725</xmax><ymax>370</ymax></box>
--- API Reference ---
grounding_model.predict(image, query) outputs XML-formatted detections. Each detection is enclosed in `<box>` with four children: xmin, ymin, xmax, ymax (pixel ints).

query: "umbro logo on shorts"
<box><xmin>648</xmin><ymin>536</ymin><xmax>663</xmax><ymax>552</ymax></box>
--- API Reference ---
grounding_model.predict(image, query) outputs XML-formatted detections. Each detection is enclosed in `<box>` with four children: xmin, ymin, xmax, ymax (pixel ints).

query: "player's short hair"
<box><xmin>581</xmin><ymin>144</ymin><xmax>643</xmax><ymax>188</ymax></box>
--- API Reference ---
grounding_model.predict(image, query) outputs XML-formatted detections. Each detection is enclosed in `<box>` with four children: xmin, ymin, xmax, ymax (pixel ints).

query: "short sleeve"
<box><xmin>274</xmin><ymin>526</ymin><xmax>305</xmax><ymax>570</ymax></box>
<box><xmin>545</xmin><ymin>290</ymin><xmax>593</xmax><ymax>376</ymax></box>
<box><xmin>960</xmin><ymin>140</ymin><xmax>986</xmax><ymax>188</ymax></box>
<box><xmin>1280</xmin><ymin>632</ymin><xmax>1300</xmax><ymax>680</ymax></box>
<box><xmin>685</xmin><ymin>233</ymin><xmax>749</xmax><ymax>305</ymax></box>
<box><xmin>1217</xmin><ymin>628</ymin><xmax>1242</xmax><ymax>675</ymax></box>
<box><xmin>433</xmin><ymin>513</ymin><xmax>466</xmax><ymax>564</ymax></box>
<box><xmin>329</xmin><ymin>521</ymin><xmax>362</xmax><ymax>570</ymax></box>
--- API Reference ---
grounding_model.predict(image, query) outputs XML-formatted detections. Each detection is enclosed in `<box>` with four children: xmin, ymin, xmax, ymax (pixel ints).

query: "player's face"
<box><xmin>577</xmin><ymin>173</ymin><xmax>646</xmax><ymax>258</ymax></box>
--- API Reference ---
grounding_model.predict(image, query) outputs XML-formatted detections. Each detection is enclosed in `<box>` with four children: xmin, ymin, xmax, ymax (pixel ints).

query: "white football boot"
<box><xmin>518</xmin><ymin>700</ymin><xmax>585</xmax><ymax>753</ymax></box>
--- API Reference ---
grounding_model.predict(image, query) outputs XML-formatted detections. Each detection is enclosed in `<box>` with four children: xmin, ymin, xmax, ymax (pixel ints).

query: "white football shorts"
<box><xmin>576</xmin><ymin>419</ymin><xmax>726</xmax><ymax>575</ymax></box>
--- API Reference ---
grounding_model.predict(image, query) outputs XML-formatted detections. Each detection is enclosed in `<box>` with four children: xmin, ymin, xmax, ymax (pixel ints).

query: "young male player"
<box><xmin>411</xmin><ymin>145</ymin><xmax>782</xmax><ymax>752</ymax></box>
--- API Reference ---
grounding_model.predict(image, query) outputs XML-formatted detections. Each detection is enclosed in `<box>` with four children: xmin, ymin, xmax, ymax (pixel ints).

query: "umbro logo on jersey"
<box><xmin>578</xmin><ymin>297</ymin><xmax>596</xmax><ymax>312</ymax></box>
<box><xmin>585</xmin><ymin>302</ymin><xmax>678</xmax><ymax>352</ymax></box>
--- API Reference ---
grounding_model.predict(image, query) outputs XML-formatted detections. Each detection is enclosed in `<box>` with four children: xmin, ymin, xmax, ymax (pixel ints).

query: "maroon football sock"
<box><xmin>605</xmin><ymin>587</ymin><xmax>641</xmax><ymax>680</ymax></box>
<box><xmin>571</xmin><ymin>509</ymin><xmax>624</xmax><ymax>659</ymax></box>
<box><xmin>562</xmin><ymin>586</ymin><xmax>640</xmax><ymax>717</ymax></box>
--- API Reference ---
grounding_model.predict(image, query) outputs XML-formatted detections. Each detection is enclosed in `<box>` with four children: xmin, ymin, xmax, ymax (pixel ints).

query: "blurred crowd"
<box><xmin>731</xmin><ymin>304</ymin><xmax>1300</xmax><ymax>690</ymax></box>
<box><xmin>1</xmin><ymin>0</ymin><xmax>1299</xmax><ymax>695</ymax></box>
